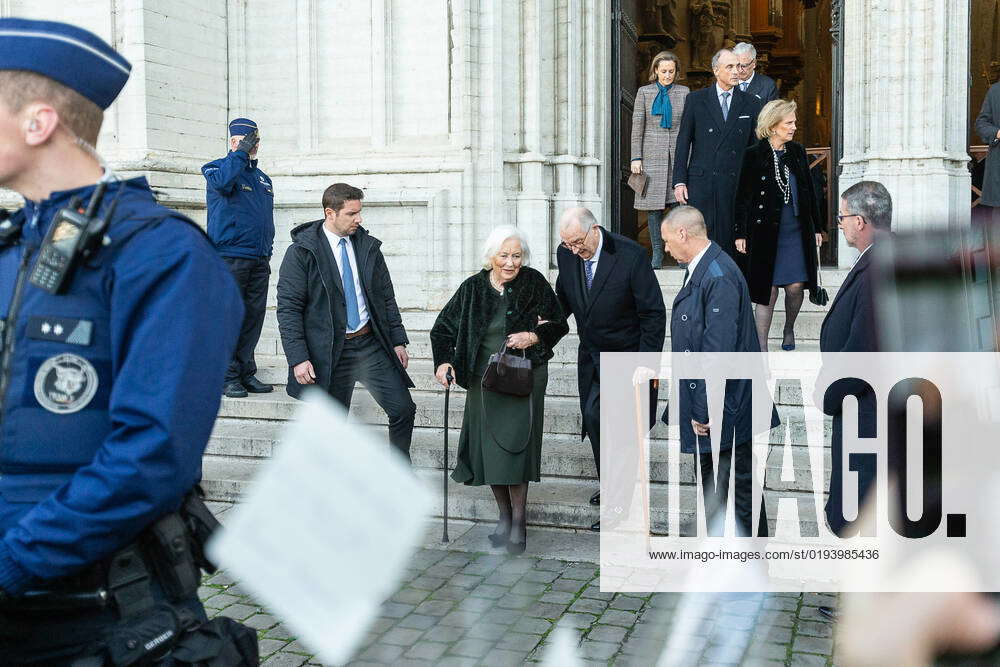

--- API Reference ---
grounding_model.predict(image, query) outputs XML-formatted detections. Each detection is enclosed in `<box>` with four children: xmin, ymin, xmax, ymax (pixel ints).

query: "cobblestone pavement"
<box><xmin>198</xmin><ymin>547</ymin><xmax>838</xmax><ymax>666</ymax></box>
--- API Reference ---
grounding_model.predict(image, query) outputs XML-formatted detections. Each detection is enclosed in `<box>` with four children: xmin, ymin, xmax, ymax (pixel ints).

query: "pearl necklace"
<box><xmin>772</xmin><ymin>146</ymin><xmax>791</xmax><ymax>205</ymax></box>
<box><xmin>489</xmin><ymin>272</ymin><xmax>504</xmax><ymax>293</ymax></box>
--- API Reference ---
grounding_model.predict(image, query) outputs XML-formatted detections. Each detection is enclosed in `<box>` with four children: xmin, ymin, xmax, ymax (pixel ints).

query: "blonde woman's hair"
<box><xmin>481</xmin><ymin>225</ymin><xmax>531</xmax><ymax>269</ymax></box>
<box><xmin>755</xmin><ymin>99</ymin><xmax>797</xmax><ymax>140</ymax></box>
<box><xmin>647</xmin><ymin>51</ymin><xmax>681</xmax><ymax>83</ymax></box>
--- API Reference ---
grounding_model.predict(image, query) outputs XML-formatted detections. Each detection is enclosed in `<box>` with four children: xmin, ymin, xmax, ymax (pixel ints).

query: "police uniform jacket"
<box><xmin>670</xmin><ymin>241</ymin><xmax>760</xmax><ymax>454</ymax></box>
<box><xmin>202</xmin><ymin>149</ymin><xmax>275</xmax><ymax>259</ymax></box>
<box><xmin>0</xmin><ymin>178</ymin><xmax>243</xmax><ymax>594</ymax></box>
<box><xmin>276</xmin><ymin>220</ymin><xmax>413</xmax><ymax>398</ymax></box>
<box><xmin>672</xmin><ymin>86</ymin><xmax>761</xmax><ymax>257</ymax></box>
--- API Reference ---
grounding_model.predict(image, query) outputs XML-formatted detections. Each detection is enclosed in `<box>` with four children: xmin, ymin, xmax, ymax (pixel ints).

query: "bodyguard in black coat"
<box><xmin>818</xmin><ymin>181</ymin><xmax>889</xmax><ymax>537</ymax></box>
<box><xmin>555</xmin><ymin>209</ymin><xmax>666</xmax><ymax>530</ymax></box>
<box><xmin>672</xmin><ymin>49</ymin><xmax>761</xmax><ymax>260</ymax></box>
<box><xmin>277</xmin><ymin>184</ymin><xmax>416</xmax><ymax>460</ymax></box>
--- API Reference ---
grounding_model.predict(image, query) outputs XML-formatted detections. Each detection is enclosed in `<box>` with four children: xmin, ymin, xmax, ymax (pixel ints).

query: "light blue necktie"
<box><xmin>740</xmin><ymin>81</ymin><xmax>748</xmax><ymax>92</ymax></box>
<box><xmin>721</xmin><ymin>91</ymin><xmax>731</xmax><ymax>121</ymax></box>
<box><xmin>339</xmin><ymin>238</ymin><xmax>361</xmax><ymax>329</ymax></box>
<box><xmin>584</xmin><ymin>260</ymin><xmax>594</xmax><ymax>289</ymax></box>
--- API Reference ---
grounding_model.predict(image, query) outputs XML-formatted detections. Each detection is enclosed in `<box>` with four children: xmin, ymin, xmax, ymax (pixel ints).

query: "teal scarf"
<box><xmin>651</xmin><ymin>82</ymin><xmax>674</xmax><ymax>129</ymax></box>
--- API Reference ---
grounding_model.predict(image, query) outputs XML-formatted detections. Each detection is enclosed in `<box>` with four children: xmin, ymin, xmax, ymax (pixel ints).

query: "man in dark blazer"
<box><xmin>975</xmin><ymin>80</ymin><xmax>1000</xmax><ymax>209</ymax></box>
<box><xmin>673</xmin><ymin>48</ymin><xmax>762</xmax><ymax>261</ymax></box>
<box><xmin>813</xmin><ymin>180</ymin><xmax>890</xmax><ymax>620</ymax></box>
<box><xmin>662</xmin><ymin>206</ymin><xmax>767</xmax><ymax>537</ymax></box>
<box><xmin>733</xmin><ymin>42</ymin><xmax>779</xmax><ymax>103</ymax></box>
<box><xmin>276</xmin><ymin>183</ymin><xmax>417</xmax><ymax>461</ymax></box>
<box><xmin>819</xmin><ymin>181</ymin><xmax>890</xmax><ymax>538</ymax></box>
<box><xmin>555</xmin><ymin>207</ymin><xmax>666</xmax><ymax>532</ymax></box>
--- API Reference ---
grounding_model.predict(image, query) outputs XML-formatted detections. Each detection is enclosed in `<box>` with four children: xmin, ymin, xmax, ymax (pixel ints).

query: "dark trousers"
<box><xmin>222</xmin><ymin>256</ymin><xmax>270</xmax><ymax>383</ymax></box>
<box><xmin>582</xmin><ymin>378</ymin><xmax>601</xmax><ymax>474</ymax></box>
<box><xmin>329</xmin><ymin>333</ymin><xmax>416</xmax><ymax>462</ymax></box>
<box><xmin>695</xmin><ymin>442</ymin><xmax>768</xmax><ymax>537</ymax></box>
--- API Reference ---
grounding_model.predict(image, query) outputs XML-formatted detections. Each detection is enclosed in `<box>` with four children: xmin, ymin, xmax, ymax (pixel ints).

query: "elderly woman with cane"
<box><xmin>430</xmin><ymin>226</ymin><xmax>568</xmax><ymax>553</ymax></box>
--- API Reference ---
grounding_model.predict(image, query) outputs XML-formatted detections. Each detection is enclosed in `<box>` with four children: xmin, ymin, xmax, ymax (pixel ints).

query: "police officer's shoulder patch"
<box><xmin>33</xmin><ymin>353</ymin><xmax>99</xmax><ymax>414</ymax></box>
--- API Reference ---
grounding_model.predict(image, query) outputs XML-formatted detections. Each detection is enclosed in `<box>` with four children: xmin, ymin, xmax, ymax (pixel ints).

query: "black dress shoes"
<box><xmin>589</xmin><ymin>491</ymin><xmax>600</xmax><ymax>506</ymax></box>
<box><xmin>242</xmin><ymin>376</ymin><xmax>273</xmax><ymax>393</ymax></box>
<box><xmin>224</xmin><ymin>381</ymin><xmax>248</xmax><ymax>398</ymax></box>
<box><xmin>590</xmin><ymin>520</ymin><xmax>600</xmax><ymax>532</ymax></box>
<box><xmin>817</xmin><ymin>606</ymin><xmax>838</xmax><ymax>620</ymax></box>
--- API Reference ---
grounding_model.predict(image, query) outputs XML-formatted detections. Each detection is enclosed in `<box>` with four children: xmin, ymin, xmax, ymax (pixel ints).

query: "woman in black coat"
<box><xmin>430</xmin><ymin>226</ymin><xmax>568</xmax><ymax>554</ymax></box>
<box><xmin>735</xmin><ymin>99</ymin><xmax>824</xmax><ymax>350</ymax></box>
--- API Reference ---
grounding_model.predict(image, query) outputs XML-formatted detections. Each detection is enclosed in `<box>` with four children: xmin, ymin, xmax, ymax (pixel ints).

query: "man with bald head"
<box><xmin>663</xmin><ymin>205</ymin><xmax>767</xmax><ymax>536</ymax></box>
<box><xmin>673</xmin><ymin>48</ymin><xmax>762</xmax><ymax>261</ymax></box>
<box><xmin>556</xmin><ymin>207</ymin><xmax>666</xmax><ymax>531</ymax></box>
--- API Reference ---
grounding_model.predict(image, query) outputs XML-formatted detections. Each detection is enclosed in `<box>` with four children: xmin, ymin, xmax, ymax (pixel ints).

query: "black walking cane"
<box><xmin>442</xmin><ymin>368</ymin><xmax>454</xmax><ymax>543</ymax></box>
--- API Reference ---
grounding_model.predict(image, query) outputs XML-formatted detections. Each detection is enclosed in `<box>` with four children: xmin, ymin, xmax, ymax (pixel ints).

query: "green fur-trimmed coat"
<box><xmin>430</xmin><ymin>267</ymin><xmax>569</xmax><ymax>389</ymax></box>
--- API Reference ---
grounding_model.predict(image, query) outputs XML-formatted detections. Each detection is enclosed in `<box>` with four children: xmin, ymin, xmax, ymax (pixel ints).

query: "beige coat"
<box><xmin>630</xmin><ymin>83</ymin><xmax>689</xmax><ymax>210</ymax></box>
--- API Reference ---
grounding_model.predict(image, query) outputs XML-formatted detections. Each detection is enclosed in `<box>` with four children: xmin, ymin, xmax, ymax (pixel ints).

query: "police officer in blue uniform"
<box><xmin>202</xmin><ymin>119</ymin><xmax>276</xmax><ymax>399</ymax></box>
<box><xmin>0</xmin><ymin>18</ymin><xmax>255</xmax><ymax>664</ymax></box>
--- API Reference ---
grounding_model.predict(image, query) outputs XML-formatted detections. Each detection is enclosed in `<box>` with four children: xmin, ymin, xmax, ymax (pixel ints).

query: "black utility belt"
<box><xmin>1</xmin><ymin>488</ymin><xmax>219</xmax><ymax>615</ymax></box>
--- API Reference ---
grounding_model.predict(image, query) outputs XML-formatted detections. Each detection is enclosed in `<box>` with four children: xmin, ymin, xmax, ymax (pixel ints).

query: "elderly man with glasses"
<box><xmin>733</xmin><ymin>42</ymin><xmax>778</xmax><ymax>103</ymax></box>
<box><xmin>555</xmin><ymin>207</ymin><xmax>666</xmax><ymax>531</ymax></box>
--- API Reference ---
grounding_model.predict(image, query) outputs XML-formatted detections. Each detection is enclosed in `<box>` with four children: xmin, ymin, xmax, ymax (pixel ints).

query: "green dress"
<box><xmin>452</xmin><ymin>290</ymin><xmax>548</xmax><ymax>485</ymax></box>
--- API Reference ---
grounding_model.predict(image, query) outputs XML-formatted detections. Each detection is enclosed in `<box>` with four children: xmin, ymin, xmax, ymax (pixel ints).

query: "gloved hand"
<box><xmin>236</xmin><ymin>129</ymin><xmax>259</xmax><ymax>155</ymax></box>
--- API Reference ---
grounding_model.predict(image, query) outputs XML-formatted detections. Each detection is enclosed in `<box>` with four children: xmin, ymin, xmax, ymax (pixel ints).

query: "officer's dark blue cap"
<box><xmin>229</xmin><ymin>118</ymin><xmax>257</xmax><ymax>137</ymax></box>
<box><xmin>0</xmin><ymin>18</ymin><xmax>131</xmax><ymax>110</ymax></box>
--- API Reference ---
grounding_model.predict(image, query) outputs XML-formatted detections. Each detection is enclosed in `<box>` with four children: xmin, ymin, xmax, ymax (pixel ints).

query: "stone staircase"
<box><xmin>202</xmin><ymin>267</ymin><xmax>847</xmax><ymax>534</ymax></box>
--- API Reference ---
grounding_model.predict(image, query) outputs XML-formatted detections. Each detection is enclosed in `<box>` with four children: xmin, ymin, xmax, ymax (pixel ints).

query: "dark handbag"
<box><xmin>481</xmin><ymin>340</ymin><xmax>534</xmax><ymax>454</ymax></box>
<box><xmin>628</xmin><ymin>171</ymin><xmax>649</xmax><ymax>198</ymax></box>
<box><xmin>482</xmin><ymin>341</ymin><xmax>533</xmax><ymax>397</ymax></box>
<box><xmin>809</xmin><ymin>245</ymin><xmax>829</xmax><ymax>306</ymax></box>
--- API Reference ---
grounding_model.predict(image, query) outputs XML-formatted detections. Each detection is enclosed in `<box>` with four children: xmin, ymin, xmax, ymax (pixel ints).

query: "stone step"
<box><xmin>199</xmin><ymin>458</ymin><xmax>820</xmax><ymax>535</ymax></box>
<box><xmin>252</xmin><ymin>313</ymin><xmax>827</xmax><ymax>360</ymax></box>
<box><xmin>206</xmin><ymin>416</ymin><xmax>831</xmax><ymax>492</ymax></box>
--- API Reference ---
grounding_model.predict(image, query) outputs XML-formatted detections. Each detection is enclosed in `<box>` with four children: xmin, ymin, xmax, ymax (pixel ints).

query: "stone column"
<box><xmin>838</xmin><ymin>0</ymin><xmax>970</xmax><ymax>267</ymax></box>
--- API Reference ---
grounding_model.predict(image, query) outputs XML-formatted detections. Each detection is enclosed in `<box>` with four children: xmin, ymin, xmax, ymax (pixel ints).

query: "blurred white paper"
<box><xmin>206</xmin><ymin>390</ymin><xmax>431</xmax><ymax>665</ymax></box>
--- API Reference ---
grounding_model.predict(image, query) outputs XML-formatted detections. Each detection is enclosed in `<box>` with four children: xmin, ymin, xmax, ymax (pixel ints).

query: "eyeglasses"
<box><xmin>836</xmin><ymin>213</ymin><xmax>867</xmax><ymax>224</ymax></box>
<box><xmin>560</xmin><ymin>226</ymin><xmax>593</xmax><ymax>251</ymax></box>
<box><xmin>736</xmin><ymin>60</ymin><xmax>756</xmax><ymax>70</ymax></box>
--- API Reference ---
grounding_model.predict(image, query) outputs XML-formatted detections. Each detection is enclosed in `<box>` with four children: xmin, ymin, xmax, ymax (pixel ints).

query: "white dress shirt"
<box><xmin>851</xmin><ymin>242</ymin><xmax>873</xmax><ymax>270</ymax></box>
<box><xmin>740</xmin><ymin>72</ymin><xmax>755</xmax><ymax>92</ymax></box>
<box><xmin>584</xmin><ymin>226</ymin><xmax>605</xmax><ymax>278</ymax></box>
<box><xmin>323</xmin><ymin>226</ymin><xmax>370</xmax><ymax>333</ymax></box>
<box><xmin>716</xmin><ymin>82</ymin><xmax>734</xmax><ymax>112</ymax></box>
<box><xmin>682</xmin><ymin>242</ymin><xmax>712</xmax><ymax>287</ymax></box>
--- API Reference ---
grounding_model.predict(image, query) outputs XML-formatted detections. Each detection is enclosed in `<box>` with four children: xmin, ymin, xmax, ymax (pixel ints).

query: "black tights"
<box><xmin>490</xmin><ymin>483</ymin><xmax>528</xmax><ymax>545</ymax></box>
<box><xmin>754</xmin><ymin>283</ymin><xmax>805</xmax><ymax>349</ymax></box>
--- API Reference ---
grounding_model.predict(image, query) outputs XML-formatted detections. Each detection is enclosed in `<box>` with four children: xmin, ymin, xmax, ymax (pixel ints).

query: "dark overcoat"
<box><xmin>816</xmin><ymin>248</ymin><xmax>878</xmax><ymax>535</ymax></box>
<box><xmin>743</xmin><ymin>72</ymin><xmax>778</xmax><ymax>103</ymax></box>
<box><xmin>734</xmin><ymin>138</ymin><xmax>822</xmax><ymax>305</ymax></box>
<box><xmin>276</xmin><ymin>220</ymin><xmax>413</xmax><ymax>399</ymax></box>
<box><xmin>672</xmin><ymin>85</ymin><xmax>761</xmax><ymax>258</ymax></box>
<box><xmin>669</xmin><ymin>242</ymin><xmax>760</xmax><ymax>454</ymax></box>
<box><xmin>555</xmin><ymin>228</ymin><xmax>666</xmax><ymax>416</ymax></box>
<box><xmin>975</xmin><ymin>81</ymin><xmax>1000</xmax><ymax>207</ymax></box>
<box><xmin>429</xmin><ymin>267</ymin><xmax>568</xmax><ymax>390</ymax></box>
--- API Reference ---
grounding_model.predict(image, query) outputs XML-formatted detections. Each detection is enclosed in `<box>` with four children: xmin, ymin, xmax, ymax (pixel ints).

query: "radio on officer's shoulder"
<box><xmin>30</xmin><ymin>181</ymin><xmax>114</xmax><ymax>294</ymax></box>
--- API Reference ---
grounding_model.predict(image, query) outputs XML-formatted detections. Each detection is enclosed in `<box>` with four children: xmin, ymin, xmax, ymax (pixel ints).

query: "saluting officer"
<box><xmin>202</xmin><ymin>118</ymin><xmax>276</xmax><ymax>398</ymax></box>
<box><xmin>0</xmin><ymin>19</ymin><xmax>255</xmax><ymax>664</ymax></box>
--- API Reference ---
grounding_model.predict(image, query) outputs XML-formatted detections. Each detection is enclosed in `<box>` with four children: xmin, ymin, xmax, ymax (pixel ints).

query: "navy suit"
<box><xmin>555</xmin><ymin>228</ymin><xmax>665</xmax><ymax>474</ymax></box>
<box><xmin>818</xmin><ymin>247</ymin><xmax>877</xmax><ymax>536</ymax></box>
<box><xmin>669</xmin><ymin>241</ymin><xmax>767</xmax><ymax>535</ymax></box>
<box><xmin>740</xmin><ymin>73</ymin><xmax>779</xmax><ymax>104</ymax></box>
<box><xmin>673</xmin><ymin>86</ymin><xmax>761</xmax><ymax>260</ymax></box>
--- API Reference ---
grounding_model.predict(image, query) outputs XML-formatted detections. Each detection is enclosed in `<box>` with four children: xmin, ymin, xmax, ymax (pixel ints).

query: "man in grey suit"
<box><xmin>733</xmin><ymin>42</ymin><xmax>778</xmax><ymax>103</ymax></box>
<box><xmin>975</xmin><ymin>80</ymin><xmax>1000</xmax><ymax>209</ymax></box>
